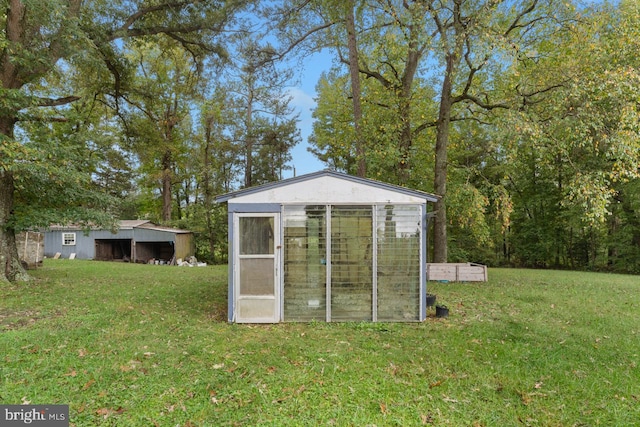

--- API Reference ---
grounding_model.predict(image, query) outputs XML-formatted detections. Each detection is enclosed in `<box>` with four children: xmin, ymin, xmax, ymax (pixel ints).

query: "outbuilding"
<box><xmin>216</xmin><ymin>170</ymin><xmax>439</xmax><ymax>323</ymax></box>
<box><xmin>44</xmin><ymin>220</ymin><xmax>194</xmax><ymax>264</ymax></box>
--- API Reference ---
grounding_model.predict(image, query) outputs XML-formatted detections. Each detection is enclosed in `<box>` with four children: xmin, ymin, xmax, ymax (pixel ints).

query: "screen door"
<box><xmin>234</xmin><ymin>213</ymin><xmax>280</xmax><ymax>323</ymax></box>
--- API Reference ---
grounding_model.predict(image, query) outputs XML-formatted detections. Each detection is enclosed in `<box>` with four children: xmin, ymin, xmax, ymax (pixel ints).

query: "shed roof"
<box><xmin>119</xmin><ymin>220</ymin><xmax>151</xmax><ymax>229</ymax></box>
<box><xmin>48</xmin><ymin>220</ymin><xmax>191</xmax><ymax>234</ymax></box>
<box><xmin>215</xmin><ymin>170</ymin><xmax>439</xmax><ymax>204</ymax></box>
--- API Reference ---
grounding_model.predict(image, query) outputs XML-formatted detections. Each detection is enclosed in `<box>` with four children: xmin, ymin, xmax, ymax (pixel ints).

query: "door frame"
<box><xmin>233</xmin><ymin>212</ymin><xmax>280</xmax><ymax>323</ymax></box>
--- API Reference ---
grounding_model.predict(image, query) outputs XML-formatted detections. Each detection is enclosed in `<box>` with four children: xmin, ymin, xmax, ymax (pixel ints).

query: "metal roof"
<box><xmin>215</xmin><ymin>170</ymin><xmax>439</xmax><ymax>203</ymax></box>
<box><xmin>47</xmin><ymin>220</ymin><xmax>191</xmax><ymax>234</ymax></box>
<box><xmin>119</xmin><ymin>220</ymin><xmax>151</xmax><ymax>229</ymax></box>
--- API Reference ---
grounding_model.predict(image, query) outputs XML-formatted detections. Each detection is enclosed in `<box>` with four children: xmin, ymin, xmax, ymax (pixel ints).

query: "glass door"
<box><xmin>234</xmin><ymin>213</ymin><xmax>280</xmax><ymax>323</ymax></box>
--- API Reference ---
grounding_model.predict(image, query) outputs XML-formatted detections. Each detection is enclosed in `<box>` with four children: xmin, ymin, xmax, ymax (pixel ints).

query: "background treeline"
<box><xmin>2</xmin><ymin>0</ymin><xmax>639</xmax><ymax>278</ymax></box>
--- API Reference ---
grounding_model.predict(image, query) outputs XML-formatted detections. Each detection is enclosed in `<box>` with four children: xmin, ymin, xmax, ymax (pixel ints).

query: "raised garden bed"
<box><xmin>427</xmin><ymin>263</ymin><xmax>487</xmax><ymax>282</ymax></box>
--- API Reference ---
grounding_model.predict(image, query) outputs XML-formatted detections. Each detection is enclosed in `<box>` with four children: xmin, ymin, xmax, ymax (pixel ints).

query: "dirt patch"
<box><xmin>0</xmin><ymin>309</ymin><xmax>41</xmax><ymax>331</ymax></box>
<box><xmin>206</xmin><ymin>303</ymin><xmax>228</xmax><ymax>323</ymax></box>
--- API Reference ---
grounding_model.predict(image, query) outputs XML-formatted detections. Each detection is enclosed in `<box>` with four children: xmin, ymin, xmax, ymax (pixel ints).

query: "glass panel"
<box><xmin>331</xmin><ymin>206</ymin><xmax>372</xmax><ymax>321</ymax></box>
<box><xmin>283</xmin><ymin>205</ymin><xmax>327</xmax><ymax>321</ymax></box>
<box><xmin>239</xmin><ymin>258</ymin><xmax>274</xmax><ymax>295</ymax></box>
<box><xmin>240</xmin><ymin>217</ymin><xmax>274</xmax><ymax>255</ymax></box>
<box><xmin>376</xmin><ymin>205</ymin><xmax>421</xmax><ymax>321</ymax></box>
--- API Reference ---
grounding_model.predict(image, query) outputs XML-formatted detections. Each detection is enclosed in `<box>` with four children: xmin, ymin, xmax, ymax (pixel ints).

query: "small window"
<box><xmin>62</xmin><ymin>233</ymin><xmax>76</xmax><ymax>246</ymax></box>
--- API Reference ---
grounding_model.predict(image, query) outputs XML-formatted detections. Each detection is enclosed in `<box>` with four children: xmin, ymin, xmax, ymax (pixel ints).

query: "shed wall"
<box><xmin>44</xmin><ymin>231</ymin><xmax>95</xmax><ymax>259</ymax></box>
<box><xmin>174</xmin><ymin>234</ymin><xmax>194</xmax><ymax>260</ymax></box>
<box><xmin>44</xmin><ymin>226</ymin><xmax>194</xmax><ymax>262</ymax></box>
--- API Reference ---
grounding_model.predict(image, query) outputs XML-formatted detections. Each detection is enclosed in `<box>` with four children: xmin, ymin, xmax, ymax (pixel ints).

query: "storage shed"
<box><xmin>216</xmin><ymin>170</ymin><xmax>439</xmax><ymax>323</ymax></box>
<box><xmin>44</xmin><ymin>220</ymin><xmax>194</xmax><ymax>263</ymax></box>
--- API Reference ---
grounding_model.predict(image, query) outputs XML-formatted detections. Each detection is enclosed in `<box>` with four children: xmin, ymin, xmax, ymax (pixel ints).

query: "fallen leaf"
<box><xmin>387</xmin><ymin>362</ymin><xmax>398</xmax><ymax>376</ymax></box>
<box><xmin>95</xmin><ymin>407</ymin><xmax>124</xmax><ymax>419</ymax></box>
<box><xmin>78</xmin><ymin>348</ymin><xmax>88</xmax><ymax>357</ymax></box>
<box><xmin>420</xmin><ymin>413</ymin><xmax>434</xmax><ymax>424</ymax></box>
<box><xmin>82</xmin><ymin>379</ymin><xmax>95</xmax><ymax>390</ymax></box>
<box><xmin>379</xmin><ymin>402</ymin><xmax>388</xmax><ymax>414</ymax></box>
<box><xmin>21</xmin><ymin>397</ymin><xmax>31</xmax><ymax>405</ymax></box>
<box><xmin>534</xmin><ymin>381</ymin><xmax>543</xmax><ymax>389</ymax></box>
<box><xmin>64</xmin><ymin>369</ymin><xmax>77</xmax><ymax>377</ymax></box>
<box><xmin>212</xmin><ymin>363</ymin><xmax>224</xmax><ymax>369</ymax></box>
<box><xmin>429</xmin><ymin>380</ymin><xmax>443</xmax><ymax>389</ymax></box>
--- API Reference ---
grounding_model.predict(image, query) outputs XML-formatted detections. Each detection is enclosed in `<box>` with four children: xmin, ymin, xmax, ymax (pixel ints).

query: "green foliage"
<box><xmin>481</xmin><ymin>1</ymin><xmax>640</xmax><ymax>270</ymax></box>
<box><xmin>0</xmin><ymin>0</ymin><xmax>255</xmax><ymax>282</ymax></box>
<box><xmin>309</xmin><ymin>68</ymin><xmax>436</xmax><ymax>185</ymax></box>
<box><xmin>10</xmin><ymin>106</ymin><xmax>121</xmax><ymax>232</ymax></box>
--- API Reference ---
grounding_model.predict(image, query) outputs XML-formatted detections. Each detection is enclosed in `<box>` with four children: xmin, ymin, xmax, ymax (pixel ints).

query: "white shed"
<box><xmin>216</xmin><ymin>170</ymin><xmax>439</xmax><ymax>323</ymax></box>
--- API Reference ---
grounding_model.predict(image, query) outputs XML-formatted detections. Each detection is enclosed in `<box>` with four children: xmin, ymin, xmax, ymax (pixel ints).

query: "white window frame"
<box><xmin>62</xmin><ymin>232</ymin><xmax>76</xmax><ymax>246</ymax></box>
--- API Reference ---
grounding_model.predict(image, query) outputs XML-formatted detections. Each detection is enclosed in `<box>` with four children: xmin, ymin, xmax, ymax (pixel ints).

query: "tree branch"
<box><xmin>122</xmin><ymin>1</ymin><xmax>191</xmax><ymax>32</ymax></box>
<box><xmin>504</xmin><ymin>0</ymin><xmax>539</xmax><ymax>37</ymax></box>
<box><xmin>255</xmin><ymin>22</ymin><xmax>337</xmax><ymax>68</ymax></box>
<box><xmin>16</xmin><ymin>115</ymin><xmax>70</xmax><ymax>123</ymax></box>
<box><xmin>34</xmin><ymin>96</ymin><xmax>81</xmax><ymax>108</ymax></box>
<box><xmin>458</xmin><ymin>93</ymin><xmax>510</xmax><ymax>110</ymax></box>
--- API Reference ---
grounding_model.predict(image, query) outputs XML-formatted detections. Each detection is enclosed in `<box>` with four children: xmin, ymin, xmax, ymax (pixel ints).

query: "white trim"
<box><xmin>372</xmin><ymin>206</ymin><xmax>378</xmax><ymax>322</ymax></box>
<box><xmin>233</xmin><ymin>213</ymin><xmax>280</xmax><ymax>323</ymax></box>
<box><xmin>62</xmin><ymin>232</ymin><xmax>76</xmax><ymax>246</ymax></box>
<box><xmin>325</xmin><ymin>204</ymin><xmax>332</xmax><ymax>322</ymax></box>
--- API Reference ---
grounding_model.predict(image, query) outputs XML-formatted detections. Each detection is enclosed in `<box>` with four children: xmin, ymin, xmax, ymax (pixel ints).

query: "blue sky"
<box><xmin>283</xmin><ymin>52</ymin><xmax>333</xmax><ymax>178</ymax></box>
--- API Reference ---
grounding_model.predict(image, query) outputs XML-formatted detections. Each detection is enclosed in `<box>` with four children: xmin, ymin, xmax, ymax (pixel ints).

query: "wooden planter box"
<box><xmin>427</xmin><ymin>263</ymin><xmax>487</xmax><ymax>282</ymax></box>
<box><xmin>17</xmin><ymin>231</ymin><xmax>44</xmax><ymax>269</ymax></box>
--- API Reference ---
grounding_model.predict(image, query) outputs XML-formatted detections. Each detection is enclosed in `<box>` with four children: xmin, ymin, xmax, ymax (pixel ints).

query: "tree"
<box><xmin>198</xmin><ymin>89</ymin><xmax>241</xmax><ymax>263</ymax></box>
<box><xmin>224</xmin><ymin>40</ymin><xmax>300</xmax><ymax>188</ymax></box>
<box><xmin>425</xmin><ymin>0</ymin><xmax>577</xmax><ymax>262</ymax></box>
<box><xmin>119</xmin><ymin>40</ymin><xmax>203</xmax><ymax>223</ymax></box>
<box><xmin>0</xmin><ymin>0</ymin><xmax>250</xmax><ymax>282</ymax></box>
<box><xmin>497</xmin><ymin>0</ymin><xmax>640</xmax><ymax>270</ymax></box>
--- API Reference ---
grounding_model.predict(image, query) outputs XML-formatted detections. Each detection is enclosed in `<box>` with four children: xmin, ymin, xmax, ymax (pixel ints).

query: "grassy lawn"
<box><xmin>1</xmin><ymin>261</ymin><xmax>639</xmax><ymax>426</ymax></box>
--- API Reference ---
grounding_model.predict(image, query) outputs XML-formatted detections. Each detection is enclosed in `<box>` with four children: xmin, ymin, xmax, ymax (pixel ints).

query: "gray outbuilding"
<box><xmin>216</xmin><ymin>170</ymin><xmax>439</xmax><ymax>323</ymax></box>
<box><xmin>44</xmin><ymin>220</ymin><xmax>194</xmax><ymax>264</ymax></box>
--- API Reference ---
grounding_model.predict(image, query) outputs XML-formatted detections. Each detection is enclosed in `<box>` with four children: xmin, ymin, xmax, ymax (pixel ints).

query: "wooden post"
<box><xmin>23</xmin><ymin>231</ymin><xmax>29</xmax><ymax>261</ymax></box>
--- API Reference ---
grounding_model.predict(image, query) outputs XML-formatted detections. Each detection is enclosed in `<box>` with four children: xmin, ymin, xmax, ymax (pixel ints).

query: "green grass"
<box><xmin>1</xmin><ymin>261</ymin><xmax>639</xmax><ymax>426</ymax></box>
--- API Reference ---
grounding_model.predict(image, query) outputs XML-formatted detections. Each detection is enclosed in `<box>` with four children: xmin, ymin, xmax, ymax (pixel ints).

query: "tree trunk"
<box><xmin>244</xmin><ymin>88</ymin><xmax>255</xmax><ymax>188</ymax></box>
<box><xmin>161</xmin><ymin>149</ymin><xmax>173</xmax><ymax>222</ymax></box>
<box><xmin>0</xmin><ymin>117</ymin><xmax>29</xmax><ymax>282</ymax></box>
<box><xmin>203</xmin><ymin>117</ymin><xmax>217</xmax><ymax>263</ymax></box>
<box><xmin>345</xmin><ymin>2</ymin><xmax>365</xmax><ymax>178</ymax></box>
<box><xmin>433</xmin><ymin>53</ymin><xmax>456</xmax><ymax>263</ymax></box>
